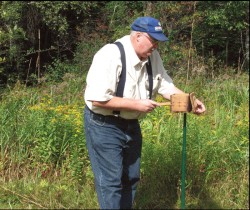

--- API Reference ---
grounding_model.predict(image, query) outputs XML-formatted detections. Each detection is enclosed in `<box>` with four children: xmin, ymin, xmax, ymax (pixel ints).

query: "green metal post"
<box><xmin>181</xmin><ymin>113</ymin><xmax>187</xmax><ymax>209</ymax></box>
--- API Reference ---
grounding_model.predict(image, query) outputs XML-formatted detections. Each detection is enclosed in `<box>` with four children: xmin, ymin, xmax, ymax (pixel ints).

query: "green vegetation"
<box><xmin>0</xmin><ymin>1</ymin><xmax>249</xmax><ymax>86</ymax></box>
<box><xmin>0</xmin><ymin>72</ymin><xmax>248</xmax><ymax>209</ymax></box>
<box><xmin>0</xmin><ymin>1</ymin><xmax>249</xmax><ymax>209</ymax></box>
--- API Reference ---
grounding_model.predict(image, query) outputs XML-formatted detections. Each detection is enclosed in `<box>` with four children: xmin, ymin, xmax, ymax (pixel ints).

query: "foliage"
<box><xmin>193</xmin><ymin>1</ymin><xmax>249</xmax><ymax>67</ymax></box>
<box><xmin>149</xmin><ymin>1</ymin><xmax>249</xmax><ymax>76</ymax></box>
<box><xmin>0</xmin><ymin>1</ymin><xmax>249</xmax><ymax>86</ymax></box>
<box><xmin>0</xmin><ymin>73</ymin><xmax>249</xmax><ymax>209</ymax></box>
<box><xmin>0</xmin><ymin>1</ymin><xmax>249</xmax><ymax>208</ymax></box>
<box><xmin>0</xmin><ymin>1</ymin><xmax>99</xmax><ymax>86</ymax></box>
<box><xmin>45</xmin><ymin>58</ymin><xmax>80</xmax><ymax>82</ymax></box>
<box><xmin>135</xmin><ymin>73</ymin><xmax>249</xmax><ymax>209</ymax></box>
<box><xmin>0</xmin><ymin>1</ymin><xmax>27</xmax><ymax>84</ymax></box>
<box><xmin>0</xmin><ymin>74</ymin><xmax>88</xmax><ymax>183</ymax></box>
<box><xmin>32</xmin><ymin>1</ymin><xmax>95</xmax><ymax>36</ymax></box>
<box><xmin>102</xmin><ymin>1</ymin><xmax>145</xmax><ymax>41</ymax></box>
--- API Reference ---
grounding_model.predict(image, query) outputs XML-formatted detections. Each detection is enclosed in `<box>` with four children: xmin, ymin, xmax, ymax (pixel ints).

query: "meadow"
<box><xmin>0</xmin><ymin>72</ymin><xmax>249</xmax><ymax>209</ymax></box>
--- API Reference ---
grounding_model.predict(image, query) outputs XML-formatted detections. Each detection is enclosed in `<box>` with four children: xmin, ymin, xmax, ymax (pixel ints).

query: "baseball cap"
<box><xmin>131</xmin><ymin>16</ymin><xmax>168</xmax><ymax>42</ymax></box>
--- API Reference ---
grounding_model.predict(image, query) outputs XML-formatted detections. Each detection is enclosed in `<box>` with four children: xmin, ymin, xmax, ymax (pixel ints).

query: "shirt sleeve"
<box><xmin>84</xmin><ymin>44</ymin><xmax>122</xmax><ymax>102</ymax></box>
<box><xmin>150</xmin><ymin>51</ymin><xmax>175</xmax><ymax>96</ymax></box>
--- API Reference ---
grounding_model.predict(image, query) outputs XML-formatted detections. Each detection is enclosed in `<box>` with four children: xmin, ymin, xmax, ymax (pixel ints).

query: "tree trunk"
<box><xmin>144</xmin><ymin>1</ymin><xmax>153</xmax><ymax>16</ymax></box>
<box><xmin>245</xmin><ymin>27</ymin><xmax>249</xmax><ymax>72</ymax></box>
<box><xmin>244</xmin><ymin>5</ymin><xmax>249</xmax><ymax>72</ymax></box>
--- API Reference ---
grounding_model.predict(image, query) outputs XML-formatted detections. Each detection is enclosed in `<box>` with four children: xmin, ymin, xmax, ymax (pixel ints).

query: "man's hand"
<box><xmin>193</xmin><ymin>99</ymin><xmax>206</xmax><ymax>115</ymax></box>
<box><xmin>137</xmin><ymin>99</ymin><xmax>158</xmax><ymax>113</ymax></box>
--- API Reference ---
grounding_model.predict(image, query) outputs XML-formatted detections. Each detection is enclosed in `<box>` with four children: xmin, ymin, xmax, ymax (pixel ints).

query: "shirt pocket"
<box><xmin>145</xmin><ymin>74</ymin><xmax>162</xmax><ymax>97</ymax></box>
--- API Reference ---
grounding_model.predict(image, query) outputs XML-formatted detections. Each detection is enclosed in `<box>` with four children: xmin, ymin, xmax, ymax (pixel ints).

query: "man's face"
<box><xmin>137</xmin><ymin>32</ymin><xmax>159</xmax><ymax>60</ymax></box>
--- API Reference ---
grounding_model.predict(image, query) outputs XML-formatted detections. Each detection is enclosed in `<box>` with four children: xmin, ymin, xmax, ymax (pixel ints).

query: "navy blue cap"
<box><xmin>131</xmin><ymin>16</ymin><xmax>168</xmax><ymax>42</ymax></box>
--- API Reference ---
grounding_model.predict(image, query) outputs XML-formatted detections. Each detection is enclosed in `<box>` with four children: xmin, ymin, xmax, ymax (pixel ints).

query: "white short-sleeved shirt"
<box><xmin>84</xmin><ymin>35</ymin><xmax>174</xmax><ymax>119</ymax></box>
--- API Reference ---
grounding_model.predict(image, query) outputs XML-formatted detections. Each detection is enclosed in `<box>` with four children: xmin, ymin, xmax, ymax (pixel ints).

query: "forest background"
<box><xmin>0</xmin><ymin>1</ymin><xmax>249</xmax><ymax>209</ymax></box>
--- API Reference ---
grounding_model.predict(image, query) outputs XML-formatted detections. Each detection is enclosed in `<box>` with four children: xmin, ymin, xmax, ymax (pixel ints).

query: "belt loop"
<box><xmin>113</xmin><ymin>112</ymin><xmax>120</xmax><ymax>118</ymax></box>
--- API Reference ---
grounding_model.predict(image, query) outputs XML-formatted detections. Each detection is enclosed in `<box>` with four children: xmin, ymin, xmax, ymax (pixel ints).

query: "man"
<box><xmin>84</xmin><ymin>16</ymin><xmax>206</xmax><ymax>209</ymax></box>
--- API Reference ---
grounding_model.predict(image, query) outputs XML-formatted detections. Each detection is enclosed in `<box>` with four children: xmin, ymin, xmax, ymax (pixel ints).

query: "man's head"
<box><xmin>131</xmin><ymin>17</ymin><xmax>168</xmax><ymax>42</ymax></box>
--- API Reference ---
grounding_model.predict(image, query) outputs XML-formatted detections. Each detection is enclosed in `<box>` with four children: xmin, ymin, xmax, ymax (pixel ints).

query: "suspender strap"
<box><xmin>146</xmin><ymin>57</ymin><xmax>153</xmax><ymax>99</ymax></box>
<box><xmin>113</xmin><ymin>41</ymin><xmax>153</xmax><ymax>115</ymax></box>
<box><xmin>113</xmin><ymin>42</ymin><xmax>125</xmax><ymax>115</ymax></box>
<box><xmin>114</xmin><ymin>42</ymin><xmax>126</xmax><ymax>98</ymax></box>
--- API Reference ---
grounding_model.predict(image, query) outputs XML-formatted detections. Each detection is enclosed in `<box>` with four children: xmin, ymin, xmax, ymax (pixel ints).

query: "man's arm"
<box><xmin>162</xmin><ymin>86</ymin><xmax>185</xmax><ymax>100</ymax></box>
<box><xmin>92</xmin><ymin>97</ymin><xmax>158</xmax><ymax>113</ymax></box>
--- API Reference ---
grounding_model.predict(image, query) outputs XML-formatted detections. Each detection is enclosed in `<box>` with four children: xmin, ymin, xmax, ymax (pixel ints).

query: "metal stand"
<box><xmin>181</xmin><ymin>113</ymin><xmax>187</xmax><ymax>209</ymax></box>
<box><xmin>158</xmin><ymin>93</ymin><xmax>197</xmax><ymax>209</ymax></box>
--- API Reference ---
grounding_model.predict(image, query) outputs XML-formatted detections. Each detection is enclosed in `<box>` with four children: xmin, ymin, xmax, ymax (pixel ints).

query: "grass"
<box><xmin>0</xmin><ymin>72</ymin><xmax>249</xmax><ymax>209</ymax></box>
<box><xmin>0</xmin><ymin>177</ymin><xmax>98</xmax><ymax>209</ymax></box>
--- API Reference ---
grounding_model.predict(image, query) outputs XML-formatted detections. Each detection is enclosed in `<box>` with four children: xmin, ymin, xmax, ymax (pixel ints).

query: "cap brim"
<box><xmin>148</xmin><ymin>32</ymin><xmax>168</xmax><ymax>42</ymax></box>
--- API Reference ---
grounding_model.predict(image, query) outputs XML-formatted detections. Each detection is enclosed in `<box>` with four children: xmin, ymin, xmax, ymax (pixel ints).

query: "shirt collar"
<box><xmin>117</xmin><ymin>35</ymin><xmax>149</xmax><ymax>68</ymax></box>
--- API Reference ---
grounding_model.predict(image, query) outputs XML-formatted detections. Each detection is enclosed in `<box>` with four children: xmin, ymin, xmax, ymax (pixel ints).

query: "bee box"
<box><xmin>159</xmin><ymin>92</ymin><xmax>197</xmax><ymax>113</ymax></box>
<box><xmin>170</xmin><ymin>94</ymin><xmax>192</xmax><ymax>113</ymax></box>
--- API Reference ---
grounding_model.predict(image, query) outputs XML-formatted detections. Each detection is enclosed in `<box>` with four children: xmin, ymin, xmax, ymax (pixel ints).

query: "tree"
<box><xmin>193</xmin><ymin>1</ymin><xmax>249</xmax><ymax>71</ymax></box>
<box><xmin>0</xmin><ymin>1</ymin><xmax>99</xmax><ymax>85</ymax></box>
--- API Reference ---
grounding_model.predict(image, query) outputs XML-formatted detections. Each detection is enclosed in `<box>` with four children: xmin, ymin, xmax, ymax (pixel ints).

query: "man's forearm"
<box><xmin>91</xmin><ymin>97</ymin><xmax>158</xmax><ymax>113</ymax></box>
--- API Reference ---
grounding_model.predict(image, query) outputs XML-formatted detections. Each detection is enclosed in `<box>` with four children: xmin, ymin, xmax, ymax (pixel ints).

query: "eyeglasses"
<box><xmin>141</xmin><ymin>33</ymin><xmax>159</xmax><ymax>45</ymax></box>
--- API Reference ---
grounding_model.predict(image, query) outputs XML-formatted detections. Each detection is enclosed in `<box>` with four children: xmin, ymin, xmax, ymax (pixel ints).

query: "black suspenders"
<box><xmin>114</xmin><ymin>42</ymin><xmax>126</xmax><ymax>99</ymax></box>
<box><xmin>146</xmin><ymin>57</ymin><xmax>153</xmax><ymax>100</ymax></box>
<box><xmin>113</xmin><ymin>41</ymin><xmax>153</xmax><ymax>115</ymax></box>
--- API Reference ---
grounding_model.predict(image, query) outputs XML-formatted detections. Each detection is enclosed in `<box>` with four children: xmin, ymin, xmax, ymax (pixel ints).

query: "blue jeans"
<box><xmin>84</xmin><ymin>106</ymin><xmax>142</xmax><ymax>209</ymax></box>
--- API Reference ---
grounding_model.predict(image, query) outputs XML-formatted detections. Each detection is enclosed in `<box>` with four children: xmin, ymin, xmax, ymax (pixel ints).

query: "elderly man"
<box><xmin>84</xmin><ymin>16</ymin><xmax>206</xmax><ymax>209</ymax></box>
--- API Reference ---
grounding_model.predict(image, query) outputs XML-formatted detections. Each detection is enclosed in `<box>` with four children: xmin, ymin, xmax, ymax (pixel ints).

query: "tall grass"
<box><xmin>0</xmin><ymin>73</ymin><xmax>248</xmax><ymax>209</ymax></box>
<box><xmin>136</xmin><ymin>73</ymin><xmax>249</xmax><ymax>209</ymax></box>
